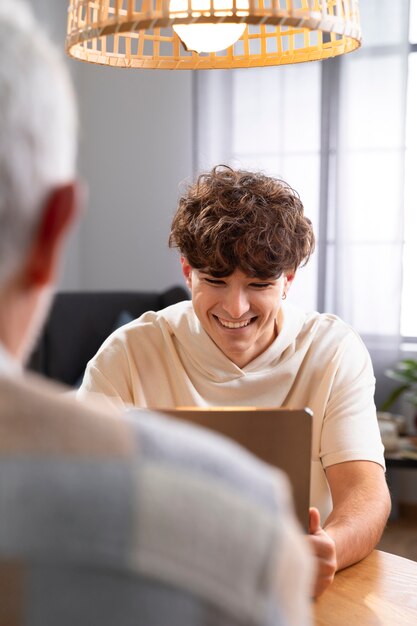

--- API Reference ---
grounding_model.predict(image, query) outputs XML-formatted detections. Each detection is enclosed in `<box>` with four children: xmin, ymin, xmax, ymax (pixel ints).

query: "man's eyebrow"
<box><xmin>198</xmin><ymin>270</ymin><xmax>226</xmax><ymax>277</ymax></box>
<box><xmin>201</xmin><ymin>274</ymin><xmax>227</xmax><ymax>281</ymax></box>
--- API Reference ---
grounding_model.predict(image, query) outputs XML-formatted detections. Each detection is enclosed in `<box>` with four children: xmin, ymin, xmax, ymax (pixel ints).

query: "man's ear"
<box><xmin>180</xmin><ymin>257</ymin><xmax>193</xmax><ymax>288</ymax></box>
<box><xmin>284</xmin><ymin>271</ymin><xmax>296</xmax><ymax>293</ymax></box>
<box><xmin>23</xmin><ymin>182</ymin><xmax>80</xmax><ymax>288</ymax></box>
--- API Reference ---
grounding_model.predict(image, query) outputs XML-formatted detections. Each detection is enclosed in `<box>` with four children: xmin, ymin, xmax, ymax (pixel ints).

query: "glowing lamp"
<box><xmin>170</xmin><ymin>0</ymin><xmax>249</xmax><ymax>53</ymax></box>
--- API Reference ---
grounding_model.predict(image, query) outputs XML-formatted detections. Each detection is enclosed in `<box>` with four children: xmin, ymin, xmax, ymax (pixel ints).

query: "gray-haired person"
<box><xmin>0</xmin><ymin>2</ymin><xmax>313</xmax><ymax>624</ymax></box>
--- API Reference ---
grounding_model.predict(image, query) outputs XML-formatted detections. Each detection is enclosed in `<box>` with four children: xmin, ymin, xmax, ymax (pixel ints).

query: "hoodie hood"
<box><xmin>160</xmin><ymin>300</ymin><xmax>307</xmax><ymax>383</ymax></box>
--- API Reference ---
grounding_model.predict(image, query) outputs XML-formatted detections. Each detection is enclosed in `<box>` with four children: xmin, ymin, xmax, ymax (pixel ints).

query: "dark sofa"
<box><xmin>28</xmin><ymin>286</ymin><xmax>189</xmax><ymax>387</ymax></box>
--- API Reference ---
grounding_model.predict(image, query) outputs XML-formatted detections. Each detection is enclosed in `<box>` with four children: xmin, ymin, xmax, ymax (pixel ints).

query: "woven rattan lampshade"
<box><xmin>66</xmin><ymin>0</ymin><xmax>361</xmax><ymax>70</ymax></box>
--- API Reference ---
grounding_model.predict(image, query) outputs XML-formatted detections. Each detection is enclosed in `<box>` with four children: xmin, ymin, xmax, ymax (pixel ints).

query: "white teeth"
<box><xmin>217</xmin><ymin>317</ymin><xmax>251</xmax><ymax>329</ymax></box>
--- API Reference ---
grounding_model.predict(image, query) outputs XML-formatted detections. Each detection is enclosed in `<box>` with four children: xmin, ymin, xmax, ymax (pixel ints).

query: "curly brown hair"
<box><xmin>169</xmin><ymin>165</ymin><xmax>315</xmax><ymax>278</ymax></box>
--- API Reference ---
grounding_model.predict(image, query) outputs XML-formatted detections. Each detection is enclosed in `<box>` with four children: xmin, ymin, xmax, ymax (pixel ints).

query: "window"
<box><xmin>402</xmin><ymin>0</ymin><xmax>417</xmax><ymax>337</ymax></box>
<box><xmin>194</xmin><ymin>0</ymin><xmax>415</xmax><ymax>345</ymax></box>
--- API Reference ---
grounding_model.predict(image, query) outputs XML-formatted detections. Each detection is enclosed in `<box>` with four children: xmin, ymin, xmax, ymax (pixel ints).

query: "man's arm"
<box><xmin>324</xmin><ymin>460</ymin><xmax>391</xmax><ymax>567</ymax></box>
<box><xmin>309</xmin><ymin>460</ymin><xmax>391</xmax><ymax>597</ymax></box>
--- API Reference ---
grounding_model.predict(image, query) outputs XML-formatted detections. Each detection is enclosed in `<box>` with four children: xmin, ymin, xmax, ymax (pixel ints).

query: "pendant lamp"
<box><xmin>66</xmin><ymin>0</ymin><xmax>361</xmax><ymax>70</ymax></box>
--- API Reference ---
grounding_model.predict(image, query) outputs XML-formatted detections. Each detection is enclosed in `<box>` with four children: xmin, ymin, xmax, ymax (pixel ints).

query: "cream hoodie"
<box><xmin>79</xmin><ymin>300</ymin><xmax>385</xmax><ymax>519</ymax></box>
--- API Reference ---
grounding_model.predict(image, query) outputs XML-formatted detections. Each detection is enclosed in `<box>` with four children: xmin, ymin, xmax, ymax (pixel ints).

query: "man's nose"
<box><xmin>222</xmin><ymin>288</ymin><xmax>250</xmax><ymax>319</ymax></box>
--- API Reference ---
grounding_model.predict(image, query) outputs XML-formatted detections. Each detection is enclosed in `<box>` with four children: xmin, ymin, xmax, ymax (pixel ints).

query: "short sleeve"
<box><xmin>320</xmin><ymin>329</ymin><xmax>385</xmax><ymax>470</ymax></box>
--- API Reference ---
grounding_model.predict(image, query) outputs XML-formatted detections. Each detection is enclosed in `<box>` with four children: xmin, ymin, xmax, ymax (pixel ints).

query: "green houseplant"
<box><xmin>380</xmin><ymin>358</ymin><xmax>417</xmax><ymax>413</ymax></box>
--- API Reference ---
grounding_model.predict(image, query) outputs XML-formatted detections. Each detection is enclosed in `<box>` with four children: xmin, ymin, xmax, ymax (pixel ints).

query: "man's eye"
<box><xmin>204</xmin><ymin>278</ymin><xmax>225</xmax><ymax>286</ymax></box>
<box><xmin>250</xmin><ymin>282</ymin><xmax>272</xmax><ymax>289</ymax></box>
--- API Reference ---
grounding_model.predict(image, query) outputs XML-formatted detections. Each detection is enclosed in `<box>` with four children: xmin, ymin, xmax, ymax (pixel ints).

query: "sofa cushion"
<box><xmin>28</xmin><ymin>287</ymin><xmax>189</xmax><ymax>387</ymax></box>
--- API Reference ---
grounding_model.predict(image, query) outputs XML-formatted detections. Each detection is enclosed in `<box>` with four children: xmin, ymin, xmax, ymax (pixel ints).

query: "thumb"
<box><xmin>309</xmin><ymin>507</ymin><xmax>321</xmax><ymax>534</ymax></box>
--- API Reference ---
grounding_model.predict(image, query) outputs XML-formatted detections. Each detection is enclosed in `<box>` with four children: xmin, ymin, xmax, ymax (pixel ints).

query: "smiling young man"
<box><xmin>79</xmin><ymin>165</ymin><xmax>391</xmax><ymax>597</ymax></box>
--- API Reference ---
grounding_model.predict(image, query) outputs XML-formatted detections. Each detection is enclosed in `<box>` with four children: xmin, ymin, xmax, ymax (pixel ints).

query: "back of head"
<box><xmin>0</xmin><ymin>0</ymin><xmax>77</xmax><ymax>287</ymax></box>
<box><xmin>170</xmin><ymin>165</ymin><xmax>315</xmax><ymax>278</ymax></box>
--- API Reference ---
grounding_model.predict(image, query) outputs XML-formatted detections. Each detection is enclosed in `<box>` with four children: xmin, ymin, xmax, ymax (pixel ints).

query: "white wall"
<box><xmin>31</xmin><ymin>0</ymin><xmax>192</xmax><ymax>292</ymax></box>
<box><xmin>75</xmin><ymin>64</ymin><xmax>192</xmax><ymax>291</ymax></box>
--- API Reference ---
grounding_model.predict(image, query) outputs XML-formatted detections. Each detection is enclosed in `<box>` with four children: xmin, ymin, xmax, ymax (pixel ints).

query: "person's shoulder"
<box><xmin>0</xmin><ymin>373</ymin><xmax>134</xmax><ymax>458</ymax></box>
<box><xmin>109</xmin><ymin>300</ymin><xmax>192</xmax><ymax>340</ymax></box>
<box><xmin>129</xmin><ymin>408</ymin><xmax>288</xmax><ymax>509</ymax></box>
<box><xmin>303</xmin><ymin>308</ymin><xmax>357</xmax><ymax>336</ymax></box>
<box><xmin>149</xmin><ymin>299</ymin><xmax>193</xmax><ymax>324</ymax></box>
<box><xmin>118</xmin><ymin>300</ymin><xmax>195</xmax><ymax>349</ymax></box>
<box><xmin>300</xmin><ymin>308</ymin><xmax>369</xmax><ymax>360</ymax></box>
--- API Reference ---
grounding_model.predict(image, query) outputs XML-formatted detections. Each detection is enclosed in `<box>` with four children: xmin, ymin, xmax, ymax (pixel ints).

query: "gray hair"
<box><xmin>0</xmin><ymin>0</ymin><xmax>77</xmax><ymax>287</ymax></box>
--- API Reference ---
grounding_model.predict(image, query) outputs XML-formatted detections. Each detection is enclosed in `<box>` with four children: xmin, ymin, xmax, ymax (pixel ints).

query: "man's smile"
<box><xmin>213</xmin><ymin>314</ymin><xmax>256</xmax><ymax>329</ymax></box>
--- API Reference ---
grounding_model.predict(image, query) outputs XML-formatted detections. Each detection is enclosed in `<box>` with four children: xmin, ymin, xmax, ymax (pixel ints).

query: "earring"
<box><xmin>282</xmin><ymin>293</ymin><xmax>287</xmax><ymax>300</ymax></box>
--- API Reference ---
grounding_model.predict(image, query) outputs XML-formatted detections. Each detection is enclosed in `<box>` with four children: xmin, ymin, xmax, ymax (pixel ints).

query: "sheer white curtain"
<box><xmin>193</xmin><ymin>0</ymin><xmax>412</xmax><ymax>410</ymax></box>
<box><xmin>403</xmin><ymin>1</ymin><xmax>417</xmax><ymax>339</ymax></box>
<box><xmin>324</xmin><ymin>1</ymin><xmax>410</xmax><ymax>406</ymax></box>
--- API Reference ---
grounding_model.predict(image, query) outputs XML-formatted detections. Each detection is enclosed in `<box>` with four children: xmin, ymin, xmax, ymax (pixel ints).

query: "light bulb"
<box><xmin>170</xmin><ymin>0</ymin><xmax>249</xmax><ymax>54</ymax></box>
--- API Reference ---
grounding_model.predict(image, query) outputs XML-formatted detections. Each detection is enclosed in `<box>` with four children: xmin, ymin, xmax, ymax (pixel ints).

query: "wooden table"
<box><xmin>314</xmin><ymin>550</ymin><xmax>417</xmax><ymax>625</ymax></box>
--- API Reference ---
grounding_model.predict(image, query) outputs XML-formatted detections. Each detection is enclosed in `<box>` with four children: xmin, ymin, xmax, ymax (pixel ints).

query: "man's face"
<box><xmin>181</xmin><ymin>258</ymin><xmax>294</xmax><ymax>368</ymax></box>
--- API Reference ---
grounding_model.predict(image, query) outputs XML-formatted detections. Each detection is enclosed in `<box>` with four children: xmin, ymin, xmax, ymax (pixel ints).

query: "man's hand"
<box><xmin>308</xmin><ymin>507</ymin><xmax>337</xmax><ymax>598</ymax></box>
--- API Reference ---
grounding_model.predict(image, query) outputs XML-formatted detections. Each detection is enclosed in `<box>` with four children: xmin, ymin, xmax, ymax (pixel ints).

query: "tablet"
<box><xmin>157</xmin><ymin>407</ymin><xmax>312</xmax><ymax>531</ymax></box>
